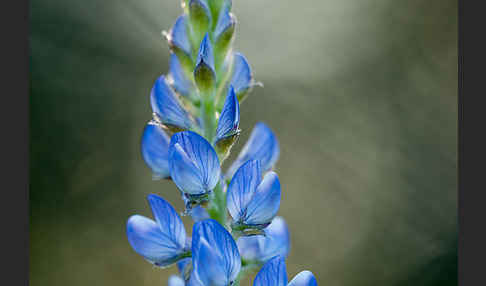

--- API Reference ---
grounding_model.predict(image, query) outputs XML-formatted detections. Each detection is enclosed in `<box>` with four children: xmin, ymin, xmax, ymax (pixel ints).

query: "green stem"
<box><xmin>201</xmin><ymin>94</ymin><xmax>216</xmax><ymax>141</ymax></box>
<box><xmin>207</xmin><ymin>183</ymin><xmax>227</xmax><ymax>226</ymax></box>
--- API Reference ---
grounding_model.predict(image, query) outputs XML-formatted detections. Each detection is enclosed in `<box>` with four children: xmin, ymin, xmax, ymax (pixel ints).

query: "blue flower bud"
<box><xmin>166</xmin><ymin>15</ymin><xmax>194</xmax><ymax>74</ymax></box>
<box><xmin>194</xmin><ymin>33</ymin><xmax>216</xmax><ymax>93</ymax></box>
<box><xmin>168</xmin><ymin>275</ymin><xmax>185</xmax><ymax>286</ymax></box>
<box><xmin>253</xmin><ymin>256</ymin><xmax>318</xmax><ymax>286</ymax></box>
<box><xmin>126</xmin><ymin>194</ymin><xmax>188</xmax><ymax>267</ymax></box>
<box><xmin>237</xmin><ymin>216</ymin><xmax>290</xmax><ymax>262</ymax></box>
<box><xmin>230</xmin><ymin>52</ymin><xmax>256</xmax><ymax>102</ymax></box>
<box><xmin>189</xmin><ymin>0</ymin><xmax>211</xmax><ymax>44</ymax></box>
<box><xmin>141</xmin><ymin>121</ymin><xmax>171</xmax><ymax>179</ymax></box>
<box><xmin>227</xmin><ymin>160</ymin><xmax>281</xmax><ymax>234</ymax></box>
<box><xmin>191</xmin><ymin>219</ymin><xmax>241</xmax><ymax>286</ymax></box>
<box><xmin>150</xmin><ymin>75</ymin><xmax>193</xmax><ymax>132</ymax></box>
<box><xmin>215</xmin><ymin>85</ymin><xmax>240</xmax><ymax>156</ymax></box>
<box><xmin>167</xmin><ymin>15</ymin><xmax>192</xmax><ymax>56</ymax></box>
<box><xmin>169</xmin><ymin>53</ymin><xmax>194</xmax><ymax>97</ymax></box>
<box><xmin>214</xmin><ymin>3</ymin><xmax>236</xmax><ymax>69</ymax></box>
<box><xmin>226</xmin><ymin>122</ymin><xmax>280</xmax><ymax>180</ymax></box>
<box><xmin>253</xmin><ymin>256</ymin><xmax>288</xmax><ymax>286</ymax></box>
<box><xmin>288</xmin><ymin>271</ymin><xmax>318</xmax><ymax>286</ymax></box>
<box><xmin>168</xmin><ymin>131</ymin><xmax>221</xmax><ymax>205</ymax></box>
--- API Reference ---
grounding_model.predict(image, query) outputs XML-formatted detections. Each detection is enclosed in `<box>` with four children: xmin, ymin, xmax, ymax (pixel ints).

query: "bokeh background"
<box><xmin>30</xmin><ymin>0</ymin><xmax>457</xmax><ymax>285</ymax></box>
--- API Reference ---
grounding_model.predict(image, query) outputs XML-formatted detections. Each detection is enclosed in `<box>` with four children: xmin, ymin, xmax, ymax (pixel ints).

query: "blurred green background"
<box><xmin>30</xmin><ymin>0</ymin><xmax>457</xmax><ymax>285</ymax></box>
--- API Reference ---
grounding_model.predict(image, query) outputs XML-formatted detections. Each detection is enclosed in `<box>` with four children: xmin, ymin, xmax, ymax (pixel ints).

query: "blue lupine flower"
<box><xmin>150</xmin><ymin>75</ymin><xmax>193</xmax><ymax>131</ymax></box>
<box><xmin>168</xmin><ymin>275</ymin><xmax>185</xmax><ymax>286</ymax></box>
<box><xmin>226</xmin><ymin>122</ymin><xmax>280</xmax><ymax>179</ymax></box>
<box><xmin>227</xmin><ymin>160</ymin><xmax>281</xmax><ymax>232</ymax></box>
<box><xmin>215</xmin><ymin>85</ymin><xmax>240</xmax><ymax>147</ymax></box>
<box><xmin>191</xmin><ymin>219</ymin><xmax>241</xmax><ymax>286</ymax></box>
<box><xmin>167</xmin><ymin>15</ymin><xmax>191</xmax><ymax>56</ymax></box>
<box><xmin>237</xmin><ymin>216</ymin><xmax>290</xmax><ymax>262</ymax></box>
<box><xmin>169</xmin><ymin>53</ymin><xmax>193</xmax><ymax>97</ymax></box>
<box><xmin>230</xmin><ymin>52</ymin><xmax>255</xmax><ymax>100</ymax></box>
<box><xmin>253</xmin><ymin>256</ymin><xmax>318</xmax><ymax>286</ymax></box>
<box><xmin>168</xmin><ymin>131</ymin><xmax>221</xmax><ymax>202</ymax></box>
<box><xmin>126</xmin><ymin>194</ymin><xmax>188</xmax><ymax>267</ymax></box>
<box><xmin>141</xmin><ymin>121</ymin><xmax>171</xmax><ymax>179</ymax></box>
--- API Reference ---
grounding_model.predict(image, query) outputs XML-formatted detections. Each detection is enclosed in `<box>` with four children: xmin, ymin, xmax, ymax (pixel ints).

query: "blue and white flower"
<box><xmin>227</xmin><ymin>160</ymin><xmax>281</xmax><ymax>233</ymax></box>
<box><xmin>253</xmin><ymin>256</ymin><xmax>317</xmax><ymax>286</ymax></box>
<box><xmin>169</xmin><ymin>131</ymin><xmax>221</xmax><ymax>205</ymax></box>
<box><xmin>191</xmin><ymin>219</ymin><xmax>241</xmax><ymax>286</ymax></box>
<box><xmin>126</xmin><ymin>194</ymin><xmax>189</xmax><ymax>267</ymax></box>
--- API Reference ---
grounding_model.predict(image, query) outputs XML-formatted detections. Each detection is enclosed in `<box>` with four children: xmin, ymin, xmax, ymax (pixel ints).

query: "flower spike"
<box><xmin>191</xmin><ymin>219</ymin><xmax>241</xmax><ymax>286</ymax></box>
<box><xmin>141</xmin><ymin>121</ymin><xmax>171</xmax><ymax>179</ymax></box>
<box><xmin>150</xmin><ymin>75</ymin><xmax>193</xmax><ymax>132</ymax></box>
<box><xmin>168</xmin><ymin>131</ymin><xmax>221</xmax><ymax>206</ymax></box>
<box><xmin>227</xmin><ymin>160</ymin><xmax>281</xmax><ymax>234</ymax></box>
<box><xmin>237</xmin><ymin>216</ymin><xmax>290</xmax><ymax>262</ymax></box>
<box><xmin>226</xmin><ymin>122</ymin><xmax>280</xmax><ymax>179</ymax></box>
<box><xmin>126</xmin><ymin>194</ymin><xmax>188</xmax><ymax>267</ymax></box>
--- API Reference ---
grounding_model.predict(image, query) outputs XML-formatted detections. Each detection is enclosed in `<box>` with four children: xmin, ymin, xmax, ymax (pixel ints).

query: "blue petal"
<box><xmin>227</xmin><ymin>160</ymin><xmax>262</xmax><ymax>223</ymax></box>
<box><xmin>193</xmin><ymin>240</ymin><xmax>230</xmax><ymax>286</ymax></box>
<box><xmin>169</xmin><ymin>131</ymin><xmax>221</xmax><ymax>194</ymax></box>
<box><xmin>141</xmin><ymin>122</ymin><xmax>171</xmax><ymax>179</ymax></box>
<box><xmin>150</xmin><ymin>75</ymin><xmax>192</xmax><ymax>130</ymax></box>
<box><xmin>226</xmin><ymin>122</ymin><xmax>280</xmax><ymax>179</ymax></box>
<box><xmin>230</xmin><ymin>53</ymin><xmax>252</xmax><ymax>94</ymax></box>
<box><xmin>168</xmin><ymin>275</ymin><xmax>185</xmax><ymax>286</ymax></box>
<box><xmin>169</xmin><ymin>15</ymin><xmax>191</xmax><ymax>56</ymax></box>
<box><xmin>243</xmin><ymin>171</ymin><xmax>281</xmax><ymax>225</ymax></box>
<box><xmin>215</xmin><ymin>86</ymin><xmax>240</xmax><ymax>142</ymax></box>
<box><xmin>126</xmin><ymin>214</ymin><xmax>186</xmax><ymax>267</ymax></box>
<box><xmin>147</xmin><ymin>194</ymin><xmax>187</xmax><ymax>248</ymax></box>
<box><xmin>237</xmin><ymin>216</ymin><xmax>290</xmax><ymax>262</ymax></box>
<box><xmin>253</xmin><ymin>256</ymin><xmax>287</xmax><ymax>286</ymax></box>
<box><xmin>169</xmin><ymin>142</ymin><xmax>206</xmax><ymax>195</ymax></box>
<box><xmin>192</xmin><ymin>219</ymin><xmax>241</xmax><ymax>286</ymax></box>
<box><xmin>195</xmin><ymin>33</ymin><xmax>215</xmax><ymax>74</ymax></box>
<box><xmin>190</xmin><ymin>205</ymin><xmax>210</xmax><ymax>222</ymax></box>
<box><xmin>288</xmin><ymin>271</ymin><xmax>318</xmax><ymax>286</ymax></box>
<box><xmin>214</xmin><ymin>3</ymin><xmax>235</xmax><ymax>40</ymax></box>
<box><xmin>169</xmin><ymin>53</ymin><xmax>192</xmax><ymax>97</ymax></box>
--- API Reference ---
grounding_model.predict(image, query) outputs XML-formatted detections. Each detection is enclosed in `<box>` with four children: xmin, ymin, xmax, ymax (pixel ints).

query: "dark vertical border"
<box><xmin>1</xmin><ymin>0</ymin><xmax>29</xmax><ymax>285</ymax></box>
<box><xmin>457</xmin><ymin>0</ymin><xmax>463</xmax><ymax>284</ymax></box>
<box><xmin>458</xmin><ymin>0</ymin><xmax>486</xmax><ymax>285</ymax></box>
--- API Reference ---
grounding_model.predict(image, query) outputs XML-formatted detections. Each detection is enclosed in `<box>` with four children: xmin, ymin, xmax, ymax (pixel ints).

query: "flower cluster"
<box><xmin>127</xmin><ymin>1</ymin><xmax>317</xmax><ymax>285</ymax></box>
